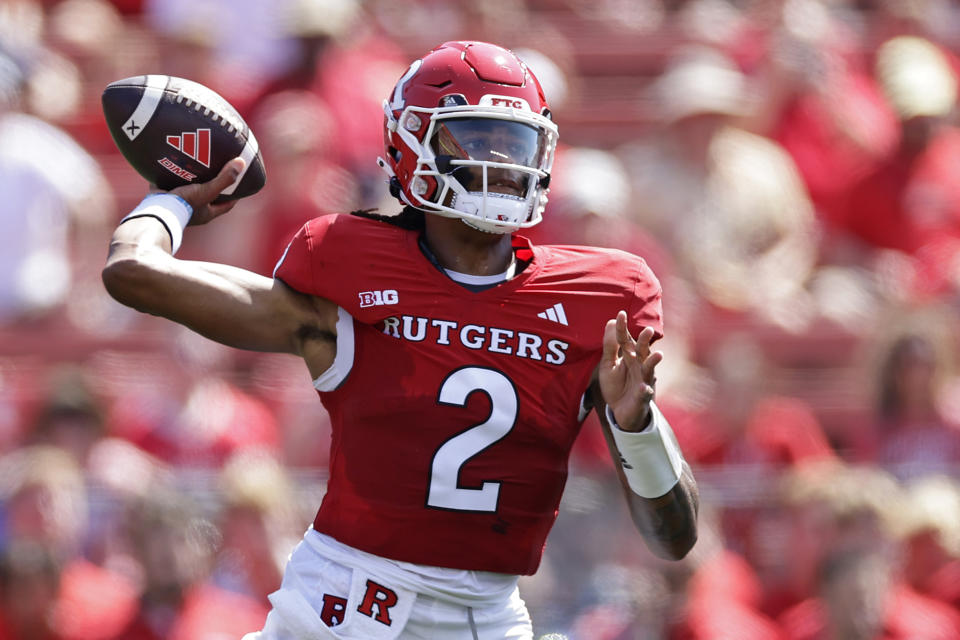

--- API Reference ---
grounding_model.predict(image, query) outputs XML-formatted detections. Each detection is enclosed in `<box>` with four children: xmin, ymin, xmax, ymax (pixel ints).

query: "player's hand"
<box><xmin>149</xmin><ymin>157</ymin><xmax>246</xmax><ymax>226</ymax></box>
<box><xmin>598</xmin><ymin>310</ymin><xmax>662</xmax><ymax>432</ymax></box>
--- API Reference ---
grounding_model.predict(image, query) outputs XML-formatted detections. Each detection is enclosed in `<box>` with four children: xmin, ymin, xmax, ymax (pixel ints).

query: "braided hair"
<box><xmin>350</xmin><ymin>206</ymin><xmax>425</xmax><ymax>230</ymax></box>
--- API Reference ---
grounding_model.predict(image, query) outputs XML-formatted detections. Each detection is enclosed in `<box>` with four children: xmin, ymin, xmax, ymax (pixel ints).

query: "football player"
<box><xmin>103</xmin><ymin>41</ymin><xmax>699</xmax><ymax>640</ymax></box>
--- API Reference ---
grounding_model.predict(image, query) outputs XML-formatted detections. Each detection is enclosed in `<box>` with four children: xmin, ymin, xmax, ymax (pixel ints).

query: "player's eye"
<box><xmin>507</xmin><ymin>142</ymin><xmax>528</xmax><ymax>159</ymax></box>
<box><xmin>461</xmin><ymin>139</ymin><xmax>486</xmax><ymax>155</ymax></box>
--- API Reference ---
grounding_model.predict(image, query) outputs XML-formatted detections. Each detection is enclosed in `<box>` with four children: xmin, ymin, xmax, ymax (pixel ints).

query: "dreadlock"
<box><xmin>350</xmin><ymin>206</ymin><xmax>426</xmax><ymax>230</ymax></box>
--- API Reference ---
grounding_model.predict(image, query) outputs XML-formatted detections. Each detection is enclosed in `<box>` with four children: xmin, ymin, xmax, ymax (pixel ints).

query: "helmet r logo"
<box><xmin>389</xmin><ymin>60</ymin><xmax>422</xmax><ymax>111</ymax></box>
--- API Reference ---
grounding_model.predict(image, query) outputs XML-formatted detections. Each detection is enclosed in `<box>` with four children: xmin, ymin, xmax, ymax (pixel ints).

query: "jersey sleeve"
<box><xmin>272</xmin><ymin>214</ymin><xmax>411</xmax><ymax>319</ymax></box>
<box><xmin>272</xmin><ymin>219</ymin><xmax>320</xmax><ymax>296</ymax></box>
<box><xmin>272</xmin><ymin>214</ymin><xmax>350</xmax><ymax>303</ymax></box>
<box><xmin>627</xmin><ymin>257</ymin><xmax>664</xmax><ymax>343</ymax></box>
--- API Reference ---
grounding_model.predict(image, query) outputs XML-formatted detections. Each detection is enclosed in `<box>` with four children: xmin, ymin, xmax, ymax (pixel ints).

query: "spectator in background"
<box><xmin>111</xmin><ymin>487</ymin><xmax>268</xmax><ymax>640</ymax></box>
<box><xmin>141</xmin><ymin>0</ymin><xmax>393</xmax><ymax>214</ymax></box>
<box><xmin>835</xmin><ymin>35</ymin><xmax>960</xmax><ymax>299</ymax></box>
<box><xmin>762</xmin><ymin>463</ymin><xmax>905</xmax><ymax>622</ymax></box>
<box><xmin>673</xmin><ymin>551</ymin><xmax>786</xmax><ymax>640</ymax></box>
<box><xmin>174</xmin><ymin>376</ymin><xmax>281</xmax><ymax>467</ymax></box>
<box><xmin>668</xmin><ymin>333</ymin><xmax>836</xmax><ymax>469</ymax></box>
<box><xmin>669</xmin><ymin>506</ymin><xmax>786</xmax><ymax>640</ymax></box>
<box><xmin>849</xmin><ymin>324</ymin><xmax>960</xmax><ymax>479</ymax></box>
<box><xmin>246</xmin><ymin>90</ymin><xmax>358</xmax><ymax>276</ymax></box>
<box><xmin>666</xmin><ymin>334</ymin><xmax>837</xmax><ymax>620</ymax></box>
<box><xmin>895</xmin><ymin>476</ymin><xmax>960</xmax><ymax>611</ymax></box>
<box><xmin>26</xmin><ymin>366</ymin><xmax>105</xmax><ymax>469</ymax></box>
<box><xmin>212</xmin><ymin>449</ymin><xmax>304</xmax><ymax>606</ymax></box>
<box><xmin>531</xmin><ymin>147</ymin><xmax>672</xmax><ymax>277</ymax></box>
<box><xmin>751</xmin><ymin>0</ymin><xmax>898</xmax><ymax>229</ymax></box>
<box><xmin>107</xmin><ymin>368</ymin><xmax>280</xmax><ymax>467</ymax></box>
<box><xmin>0</xmin><ymin>446</ymin><xmax>88</xmax><ymax>559</ymax></box>
<box><xmin>142</xmin><ymin>0</ymin><xmax>298</xmax><ymax>105</ymax></box>
<box><xmin>43</xmin><ymin>0</ymin><xmax>127</xmax><ymax>129</ymax></box>
<box><xmin>0</xmin><ymin>541</ymin><xmax>63</xmax><ymax>640</ymax></box>
<box><xmin>240</xmin><ymin>0</ymin><xmax>362</xmax><ymax>111</ymax></box>
<box><xmin>566</xmin><ymin>564</ymin><xmax>674</xmax><ymax>640</ymax></box>
<box><xmin>779</xmin><ymin>545</ymin><xmax>960</xmax><ymax>640</ymax></box>
<box><xmin>622</xmin><ymin>46</ymin><xmax>819</xmax><ymax>331</ymax></box>
<box><xmin>21</xmin><ymin>365</ymin><xmax>161</xmax><ymax>579</ymax></box>
<box><xmin>0</xmin><ymin>48</ymin><xmax>115</xmax><ymax>324</ymax></box>
<box><xmin>777</xmin><ymin>472</ymin><xmax>960</xmax><ymax>640</ymax></box>
<box><xmin>254</xmin><ymin>0</ymin><xmax>404</xmax><ymax>207</ymax></box>
<box><xmin>0</xmin><ymin>446</ymin><xmax>139</xmax><ymax>640</ymax></box>
<box><xmin>861</xmin><ymin>0</ymin><xmax>958</xmax><ymax>52</ymax></box>
<box><xmin>512</xmin><ymin>47</ymin><xmax>574</xmax><ymax>123</ymax></box>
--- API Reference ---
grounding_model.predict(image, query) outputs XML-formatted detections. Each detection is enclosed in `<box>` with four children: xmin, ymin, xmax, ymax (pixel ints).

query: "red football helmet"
<box><xmin>379</xmin><ymin>41</ymin><xmax>559</xmax><ymax>234</ymax></box>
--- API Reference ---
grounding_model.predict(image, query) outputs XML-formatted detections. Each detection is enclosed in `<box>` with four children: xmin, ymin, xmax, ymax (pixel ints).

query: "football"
<box><xmin>102</xmin><ymin>75</ymin><xmax>266</xmax><ymax>202</ymax></box>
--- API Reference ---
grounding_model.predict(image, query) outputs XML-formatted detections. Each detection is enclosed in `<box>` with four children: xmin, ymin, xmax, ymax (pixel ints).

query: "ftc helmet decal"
<box><xmin>478</xmin><ymin>95</ymin><xmax>531</xmax><ymax>111</ymax></box>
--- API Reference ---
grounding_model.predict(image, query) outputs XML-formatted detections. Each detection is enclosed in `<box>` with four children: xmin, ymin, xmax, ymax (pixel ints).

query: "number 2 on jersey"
<box><xmin>427</xmin><ymin>367</ymin><xmax>517</xmax><ymax>512</ymax></box>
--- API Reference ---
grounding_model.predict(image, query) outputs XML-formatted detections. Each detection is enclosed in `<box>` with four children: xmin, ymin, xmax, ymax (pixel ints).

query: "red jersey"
<box><xmin>274</xmin><ymin>214</ymin><xmax>663</xmax><ymax>575</ymax></box>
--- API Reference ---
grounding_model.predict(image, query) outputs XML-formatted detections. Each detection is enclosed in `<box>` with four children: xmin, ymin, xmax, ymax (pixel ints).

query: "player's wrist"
<box><xmin>605</xmin><ymin>404</ymin><xmax>652</xmax><ymax>432</ymax></box>
<box><xmin>607</xmin><ymin>402</ymin><xmax>683</xmax><ymax>498</ymax></box>
<box><xmin>119</xmin><ymin>193</ymin><xmax>194</xmax><ymax>254</ymax></box>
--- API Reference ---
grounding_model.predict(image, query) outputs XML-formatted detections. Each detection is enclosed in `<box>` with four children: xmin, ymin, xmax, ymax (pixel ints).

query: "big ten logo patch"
<box><xmin>319</xmin><ymin>581</ymin><xmax>400</xmax><ymax>628</ymax></box>
<box><xmin>359</xmin><ymin>289</ymin><xmax>399</xmax><ymax>308</ymax></box>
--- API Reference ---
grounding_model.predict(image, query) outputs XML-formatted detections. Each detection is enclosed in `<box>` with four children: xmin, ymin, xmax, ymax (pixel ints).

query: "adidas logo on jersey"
<box><xmin>538</xmin><ymin>303</ymin><xmax>568</xmax><ymax>326</ymax></box>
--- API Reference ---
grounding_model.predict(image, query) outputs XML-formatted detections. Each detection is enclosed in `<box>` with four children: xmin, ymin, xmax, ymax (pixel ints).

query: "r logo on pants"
<box><xmin>357</xmin><ymin>580</ymin><xmax>399</xmax><ymax>626</ymax></box>
<box><xmin>320</xmin><ymin>580</ymin><xmax>400</xmax><ymax>628</ymax></box>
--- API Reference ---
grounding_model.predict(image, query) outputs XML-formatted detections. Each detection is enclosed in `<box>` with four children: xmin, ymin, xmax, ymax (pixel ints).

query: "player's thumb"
<box><xmin>205</xmin><ymin>157</ymin><xmax>246</xmax><ymax>198</ymax></box>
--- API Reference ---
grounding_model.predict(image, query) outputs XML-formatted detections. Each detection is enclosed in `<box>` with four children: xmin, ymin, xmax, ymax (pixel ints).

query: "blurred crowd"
<box><xmin>1</xmin><ymin>0</ymin><xmax>960</xmax><ymax>638</ymax></box>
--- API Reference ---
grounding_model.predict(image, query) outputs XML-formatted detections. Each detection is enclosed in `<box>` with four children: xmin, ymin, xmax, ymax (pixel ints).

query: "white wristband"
<box><xmin>607</xmin><ymin>402</ymin><xmax>684</xmax><ymax>498</ymax></box>
<box><xmin>119</xmin><ymin>193</ymin><xmax>193</xmax><ymax>255</ymax></box>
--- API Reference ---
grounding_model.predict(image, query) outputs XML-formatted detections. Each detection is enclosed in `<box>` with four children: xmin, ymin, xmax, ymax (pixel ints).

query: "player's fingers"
<box><xmin>601</xmin><ymin>317</ymin><xmax>620</xmax><ymax>366</ymax></box>
<box><xmin>207</xmin><ymin>199</ymin><xmax>238</xmax><ymax>218</ymax></box>
<box><xmin>636</xmin><ymin>326</ymin><xmax>656</xmax><ymax>348</ymax></box>
<box><xmin>641</xmin><ymin>350</ymin><xmax>663</xmax><ymax>384</ymax></box>
<box><xmin>635</xmin><ymin>326</ymin><xmax>656</xmax><ymax>360</ymax></box>
<box><xmin>616</xmin><ymin>311</ymin><xmax>637</xmax><ymax>357</ymax></box>
<box><xmin>201</xmin><ymin>157</ymin><xmax>245</xmax><ymax>200</ymax></box>
<box><xmin>171</xmin><ymin>157</ymin><xmax>245</xmax><ymax>212</ymax></box>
